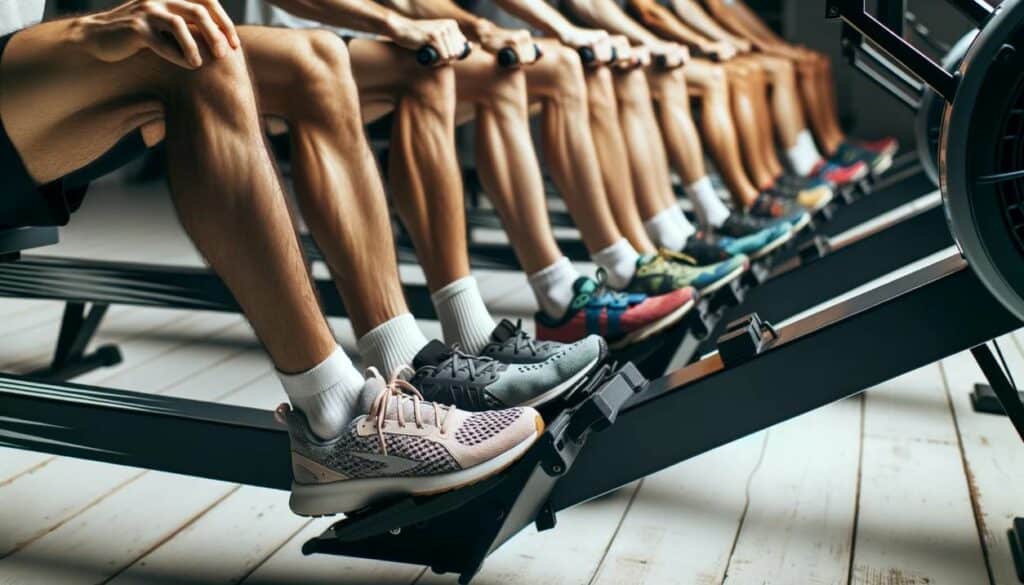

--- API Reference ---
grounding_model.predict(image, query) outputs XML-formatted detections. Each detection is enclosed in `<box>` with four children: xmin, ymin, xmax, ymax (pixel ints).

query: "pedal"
<box><xmin>798</xmin><ymin>236</ymin><xmax>832</xmax><ymax>265</ymax></box>
<box><xmin>741</xmin><ymin>262</ymin><xmax>770</xmax><ymax>288</ymax></box>
<box><xmin>856</xmin><ymin>176</ymin><xmax>874</xmax><ymax>196</ymax></box>
<box><xmin>682</xmin><ymin>302</ymin><xmax>713</xmax><ymax>340</ymax></box>
<box><xmin>708</xmin><ymin>277</ymin><xmax>745</xmax><ymax>312</ymax></box>
<box><xmin>813</xmin><ymin>203</ymin><xmax>836</xmax><ymax>223</ymax></box>
<box><xmin>717</xmin><ymin>313</ymin><xmax>779</xmax><ymax>368</ymax></box>
<box><xmin>301</xmin><ymin>364</ymin><xmax>647</xmax><ymax>584</ymax></box>
<box><xmin>838</xmin><ymin>183</ymin><xmax>858</xmax><ymax>205</ymax></box>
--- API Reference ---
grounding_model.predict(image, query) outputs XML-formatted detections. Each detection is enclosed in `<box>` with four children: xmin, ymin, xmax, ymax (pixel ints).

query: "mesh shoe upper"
<box><xmin>282</xmin><ymin>374</ymin><xmax>539</xmax><ymax>486</ymax></box>
<box><xmin>718</xmin><ymin>223</ymin><xmax>792</xmax><ymax>257</ymax></box>
<box><xmin>411</xmin><ymin>335</ymin><xmax>603</xmax><ymax>411</ymax></box>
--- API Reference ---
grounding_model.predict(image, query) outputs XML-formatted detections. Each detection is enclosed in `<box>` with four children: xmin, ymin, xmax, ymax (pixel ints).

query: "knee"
<box><xmin>403</xmin><ymin>62</ymin><xmax>456</xmax><ymax>119</ymax></box>
<box><xmin>547</xmin><ymin>45</ymin><xmax>588</xmax><ymax>107</ymax></box>
<box><xmin>585</xmin><ymin>66</ymin><xmax>617</xmax><ymax>114</ymax></box>
<box><xmin>169</xmin><ymin>48</ymin><xmax>253</xmax><ymax>107</ymax></box>
<box><xmin>286</xmin><ymin>30</ymin><xmax>361</xmax><ymax>123</ymax></box>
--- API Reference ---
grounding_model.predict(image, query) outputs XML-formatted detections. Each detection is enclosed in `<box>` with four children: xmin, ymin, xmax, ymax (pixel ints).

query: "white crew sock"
<box><xmin>787</xmin><ymin>130</ymin><xmax>825</xmax><ymax>177</ymax></box>
<box><xmin>670</xmin><ymin>206</ymin><xmax>698</xmax><ymax>241</ymax></box>
<box><xmin>357</xmin><ymin>313</ymin><xmax>430</xmax><ymax>378</ymax></box>
<box><xmin>277</xmin><ymin>345</ymin><xmax>365</xmax><ymax>440</ymax></box>
<box><xmin>644</xmin><ymin>208</ymin><xmax>687</xmax><ymax>252</ymax></box>
<box><xmin>593</xmin><ymin>239</ymin><xmax>640</xmax><ymax>290</ymax></box>
<box><xmin>685</xmin><ymin>176</ymin><xmax>732</xmax><ymax>229</ymax></box>
<box><xmin>431</xmin><ymin>276</ymin><xmax>496</xmax><ymax>354</ymax></box>
<box><xmin>528</xmin><ymin>256</ymin><xmax>582</xmax><ymax>320</ymax></box>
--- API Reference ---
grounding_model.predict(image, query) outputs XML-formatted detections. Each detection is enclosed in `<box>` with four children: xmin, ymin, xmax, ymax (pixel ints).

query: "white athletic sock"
<box><xmin>356</xmin><ymin>313</ymin><xmax>430</xmax><ymax>378</ymax></box>
<box><xmin>277</xmin><ymin>345</ymin><xmax>365</xmax><ymax>440</ymax></box>
<box><xmin>644</xmin><ymin>208</ymin><xmax>687</xmax><ymax>252</ymax></box>
<box><xmin>593</xmin><ymin>239</ymin><xmax>640</xmax><ymax>290</ymax></box>
<box><xmin>685</xmin><ymin>176</ymin><xmax>732</xmax><ymax>229</ymax></box>
<box><xmin>431</xmin><ymin>276</ymin><xmax>496</xmax><ymax>354</ymax></box>
<box><xmin>528</xmin><ymin>256</ymin><xmax>582</xmax><ymax>320</ymax></box>
<box><xmin>787</xmin><ymin>130</ymin><xmax>825</xmax><ymax>177</ymax></box>
<box><xmin>670</xmin><ymin>206</ymin><xmax>698</xmax><ymax>241</ymax></box>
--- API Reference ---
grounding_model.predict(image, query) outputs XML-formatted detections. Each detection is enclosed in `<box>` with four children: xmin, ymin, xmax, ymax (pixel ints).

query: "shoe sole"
<box><xmin>698</xmin><ymin>263</ymin><xmax>748</xmax><ymax>296</ymax></box>
<box><xmin>521</xmin><ymin>353</ymin><xmax>604</xmax><ymax>408</ymax></box>
<box><xmin>608</xmin><ymin>297</ymin><xmax>697</xmax><ymax>351</ymax></box>
<box><xmin>808</xmin><ymin>190</ymin><xmax>835</xmax><ymax>213</ymax></box>
<box><xmin>289</xmin><ymin>415</ymin><xmax>544</xmax><ymax>517</ymax></box>
<box><xmin>871</xmin><ymin>154</ymin><xmax>894</xmax><ymax>177</ymax></box>
<box><xmin>749</xmin><ymin>228</ymin><xmax>795</xmax><ymax>261</ymax></box>
<box><xmin>790</xmin><ymin>212</ymin><xmax>812</xmax><ymax>233</ymax></box>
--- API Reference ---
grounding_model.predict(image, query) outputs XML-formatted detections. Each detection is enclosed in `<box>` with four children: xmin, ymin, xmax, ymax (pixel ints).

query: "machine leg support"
<box><xmin>970</xmin><ymin>383</ymin><xmax>1024</xmax><ymax>417</ymax></box>
<box><xmin>1011</xmin><ymin>517</ymin><xmax>1024</xmax><ymax>583</ymax></box>
<box><xmin>27</xmin><ymin>302</ymin><xmax>122</xmax><ymax>381</ymax></box>
<box><xmin>970</xmin><ymin>344</ymin><xmax>1024</xmax><ymax>443</ymax></box>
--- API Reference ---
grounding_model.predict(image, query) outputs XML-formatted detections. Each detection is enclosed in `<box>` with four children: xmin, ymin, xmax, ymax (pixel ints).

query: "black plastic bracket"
<box><xmin>300</xmin><ymin>363</ymin><xmax>647</xmax><ymax>584</ymax></box>
<box><xmin>27</xmin><ymin>302</ymin><xmax>122</xmax><ymax>381</ymax></box>
<box><xmin>717</xmin><ymin>313</ymin><xmax>780</xmax><ymax>368</ymax></box>
<box><xmin>798</xmin><ymin>236</ymin><xmax>834</xmax><ymax>265</ymax></box>
<box><xmin>708</xmin><ymin>278</ymin><xmax>746</xmax><ymax>312</ymax></box>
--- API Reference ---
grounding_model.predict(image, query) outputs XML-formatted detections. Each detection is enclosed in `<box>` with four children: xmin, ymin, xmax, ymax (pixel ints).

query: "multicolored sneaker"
<box><xmin>535</xmin><ymin>277</ymin><xmax>698</xmax><ymax>349</ymax></box>
<box><xmin>409</xmin><ymin>335</ymin><xmax>604</xmax><ymax>411</ymax></box>
<box><xmin>718</xmin><ymin>212</ymin><xmax>790</xmax><ymax>238</ymax></box>
<box><xmin>856</xmin><ymin>137</ymin><xmax>899</xmax><ymax>159</ymax></box>
<box><xmin>832</xmin><ymin>141</ymin><xmax>893</xmax><ymax>176</ymax></box>
<box><xmin>770</xmin><ymin>183</ymin><xmax>833</xmax><ymax>212</ymax></box>
<box><xmin>749</xmin><ymin>193</ymin><xmax>811</xmax><ymax>232</ymax></box>
<box><xmin>717</xmin><ymin>222</ymin><xmax>793</xmax><ymax>260</ymax></box>
<box><xmin>654</xmin><ymin>250</ymin><xmax>749</xmax><ymax>295</ymax></box>
<box><xmin>681</xmin><ymin>232</ymin><xmax>735</xmax><ymax>265</ymax></box>
<box><xmin>809</xmin><ymin>159</ymin><xmax>869</xmax><ymax>187</ymax></box>
<box><xmin>281</xmin><ymin>372</ymin><xmax>543</xmax><ymax>516</ymax></box>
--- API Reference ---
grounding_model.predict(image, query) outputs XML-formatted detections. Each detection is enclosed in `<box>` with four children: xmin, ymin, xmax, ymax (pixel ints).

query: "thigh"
<box><xmin>0</xmin><ymin>21</ymin><xmax>167</xmax><ymax>183</ymax></box>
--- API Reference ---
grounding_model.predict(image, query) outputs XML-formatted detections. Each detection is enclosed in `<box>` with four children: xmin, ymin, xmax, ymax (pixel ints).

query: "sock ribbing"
<box><xmin>277</xmin><ymin>345</ymin><xmax>365</xmax><ymax>440</ymax></box>
<box><xmin>528</xmin><ymin>257</ymin><xmax>581</xmax><ymax>320</ymax></box>
<box><xmin>356</xmin><ymin>313</ymin><xmax>430</xmax><ymax>378</ymax></box>
<box><xmin>431</xmin><ymin>276</ymin><xmax>496</xmax><ymax>354</ymax></box>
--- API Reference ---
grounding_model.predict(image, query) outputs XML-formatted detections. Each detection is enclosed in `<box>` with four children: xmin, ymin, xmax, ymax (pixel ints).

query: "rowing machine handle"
<box><xmin>416</xmin><ymin>45</ymin><xmax>440</xmax><ymax>66</ymax></box>
<box><xmin>577</xmin><ymin>46</ymin><xmax>617</xmax><ymax>66</ymax></box>
<box><xmin>416</xmin><ymin>43</ymin><xmax>473</xmax><ymax>66</ymax></box>
<box><xmin>498</xmin><ymin>47</ymin><xmax>519</xmax><ymax>68</ymax></box>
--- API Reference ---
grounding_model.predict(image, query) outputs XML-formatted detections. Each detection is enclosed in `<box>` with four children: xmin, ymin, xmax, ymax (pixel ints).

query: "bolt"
<box><xmin>551</xmin><ymin>464</ymin><xmax>564</xmax><ymax>474</ymax></box>
<box><xmin>999</xmin><ymin>44</ymin><xmax>1017</xmax><ymax>63</ymax></box>
<box><xmin>389</xmin><ymin>527</ymin><xmax>402</xmax><ymax>536</ymax></box>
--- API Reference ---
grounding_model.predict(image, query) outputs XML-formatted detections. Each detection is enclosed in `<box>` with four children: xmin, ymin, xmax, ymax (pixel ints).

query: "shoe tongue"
<box><xmin>573</xmin><ymin>277</ymin><xmax>598</xmax><ymax>295</ymax></box>
<box><xmin>357</xmin><ymin>376</ymin><xmax>388</xmax><ymax>415</ymax></box>
<box><xmin>490</xmin><ymin>319</ymin><xmax>518</xmax><ymax>343</ymax></box>
<box><xmin>413</xmin><ymin>340</ymin><xmax>453</xmax><ymax>370</ymax></box>
<box><xmin>358</xmin><ymin>375</ymin><xmax>439</xmax><ymax>421</ymax></box>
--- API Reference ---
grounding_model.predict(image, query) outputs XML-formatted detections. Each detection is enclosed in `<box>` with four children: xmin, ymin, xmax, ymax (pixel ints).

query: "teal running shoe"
<box><xmin>718</xmin><ymin>223</ymin><xmax>793</xmax><ymax>260</ymax></box>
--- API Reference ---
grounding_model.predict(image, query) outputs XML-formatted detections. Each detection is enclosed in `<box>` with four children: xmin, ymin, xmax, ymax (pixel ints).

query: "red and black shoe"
<box><xmin>809</xmin><ymin>159</ymin><xmax>869</xmax><ymax>187</ymax></box>
<box><xmin>535</xmin><ymin>277</ymin><xmax>698</xmax><ymax>350</ymax></box>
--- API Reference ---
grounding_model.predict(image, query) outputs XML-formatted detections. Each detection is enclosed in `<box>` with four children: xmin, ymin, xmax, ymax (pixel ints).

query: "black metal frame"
<box><xmin>3</xmin><ymin>250</ymin><xmax>1022</xmax><ymax>582</ymax></box>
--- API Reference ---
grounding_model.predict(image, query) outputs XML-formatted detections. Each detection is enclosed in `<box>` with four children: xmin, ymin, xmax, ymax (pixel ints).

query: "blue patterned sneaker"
<box><xmin>535</xmin><ymin>277</ymin><xmax>698</xmax><ymax>349</ymax></box>
<box><xmin>281</xmin><ymin>371</ymin><xmax>543</xmax><ymax>516</ymax></box>
<box><xmin>655</xmin><ymin>250</ymin><xmax>750</xmax><ymax>296</ymax></box>
<box><xmin>717</xmin><ymin>223</ymin><xmax>793</xmax><ymax>260</ymax></box>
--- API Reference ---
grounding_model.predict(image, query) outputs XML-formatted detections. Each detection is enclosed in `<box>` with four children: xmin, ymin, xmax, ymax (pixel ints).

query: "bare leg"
<box><xmin>450</xmin><ymin>50</ymin><xmax>561</xmax><ymax>274</ymax></box>
<box><xmin>795</xmin><ymin>54</ymin><xmax>840</xmax><ymax>154</ymax></box>
<box><xmin>240</xmin><ymin>28</ymin><xmax>408</xmax><ymax>339</ymax></box>
<box><xmin>525</xmin><ymin>41</ymin><xmax>623</xmax><ymax>254</ymax></box>
<box><xmin>743</xmin><ymin>61</ymin><xmax>786</xmax><ymax>180</ymax></box>
<box><xmin>1</xmin><ymin>22</ymin><xmax>334</xmax><ymax>373</ymax></box>
<box><xmin>815</xmin><ymin>54</ymin><xmax>847</xmax><ymax>152</ymax></box>
<box><xmin>583</xmin><ymin>65</ymin><xmax>657</xmax><ymax>253</ymax></box>
<box><xmin>614</xmin><ymin>67</ymin><xmax>679</xmax><ymax>228</ymax></box>
<box><xmin>346</xmin><ymin>40</ymin><xmax>467</xmax><ymax>293</ymax></box>
<box><xmin>685</xmin><ymin>59</ymin><xmax>760</xmax><ymax>208</ymax></box>
<box><xmin>723</xmin><ymin>60</ymin><xmax>775</xmax><ymax>190</ymax></box>
<box><xmin>752</xmin><ymin>54</ymin><xmax>807</xmax><ymax>153</ymax></box>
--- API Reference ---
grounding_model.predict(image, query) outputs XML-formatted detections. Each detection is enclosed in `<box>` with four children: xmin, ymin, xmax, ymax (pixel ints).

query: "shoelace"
<box><xmin>499</xmin><ymin>319</ymin><xmax>542</xmax><ymax>357</ymax></box>
<box><xmin>658</xmin><ymin>248</ymin><xmax>698</xmax><ymax>266</ymax></box>
<box><xmin>433</xmin><ymin>349</ymin><xmax>501</xmax><ymax>383</ymax></box>
<box><xmin>367</xmin><ymin>367</ymin><xmax>452</xmax><ymax>456</ymax></box>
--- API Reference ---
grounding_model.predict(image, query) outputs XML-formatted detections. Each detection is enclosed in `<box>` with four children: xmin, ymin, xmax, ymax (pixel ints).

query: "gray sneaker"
<box><xmin>281</xmin><ymin>372</ymin><xmax>543</xmax><ymax>517</ymax></box>
<box><xmin>410</xmin><ymin>324</ymin><xmax>606</xmax><ymax>411</ymax></box>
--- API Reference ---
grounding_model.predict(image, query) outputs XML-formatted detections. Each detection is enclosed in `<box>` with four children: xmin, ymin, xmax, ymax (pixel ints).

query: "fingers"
<box><xmin>165</xmin><ymin>0</ymin><xmax>228</xmax><ymax>57</ymax></box>
<box><xmin>194</xmin><ymin>0</ymin><xmax>239</xmax><ymax>48</ymax></box>
<box><xmin>149</xmin><ymin>9</ymin><xmax>201</xmax><ymax>67</ymax></box>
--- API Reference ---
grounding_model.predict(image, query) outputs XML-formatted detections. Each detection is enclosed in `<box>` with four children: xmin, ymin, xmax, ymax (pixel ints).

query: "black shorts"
<box><xmin>0</xmin><ymin>30</ymin><xmax>148</xmax><ymax>230</ymax></box>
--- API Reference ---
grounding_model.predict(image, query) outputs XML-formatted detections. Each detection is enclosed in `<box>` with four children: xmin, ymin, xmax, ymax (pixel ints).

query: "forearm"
<box><xmin>627</xmin><ymin>0</ymin><xmax>712</xmax><ymax>48</ymax></box>
<box><xmin>383</xmin><ymin>0</ymin><xmax>491</xmax><ymax>40</ymax></box>
<box><xmin>732</xmin><ymin>1</ymin><xmax>785</xmax><ymax>44</ymax></box>
<box><xmin>492</xmin><ymin>0</ymin><xmax>579</xmax><ymax>40</ymax></box>
<box><xmin>564</xmin><ymin>0</ymin><xmax>663</xmax><ymax>46</ymax></box>
<box><xmin>667</xmin><ymin>0</ymin><xmax>744</xmax><ymax>45</ymax></box>
<box><xmin>268</xmin><ymin>0</ymin><xmax>403</xmax><ymax>36</ymax></box>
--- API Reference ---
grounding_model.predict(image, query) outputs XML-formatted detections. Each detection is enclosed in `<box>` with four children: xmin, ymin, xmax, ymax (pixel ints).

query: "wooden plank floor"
<box><xmin>1</xmin><ymin>178</ymin><xmax>1023</xmax><ymax>585</ymax></box>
